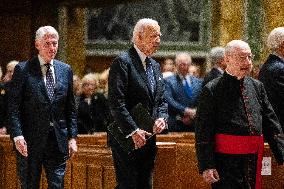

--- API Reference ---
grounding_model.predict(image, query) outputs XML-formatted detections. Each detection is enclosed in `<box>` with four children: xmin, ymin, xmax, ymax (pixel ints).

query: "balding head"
<box><xmin>132</xmin><ymin>18</ymin><xmax>161</xmax><ymax>56</ymax></box>
<box><xmin>225</xmin><ymin>40</ymin><xmax>250</xmax><ymax>55</ymax></box>
<box><xmin>225</xmin><ymin>40</ymin><xmax>253</xmax><ymax>79</ymax></box>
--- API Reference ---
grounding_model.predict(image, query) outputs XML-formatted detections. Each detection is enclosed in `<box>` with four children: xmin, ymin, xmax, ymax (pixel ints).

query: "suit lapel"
<box><xmin>53</xmin><ymin>60</ymin><xmax>62</xmax><ymax>100</ymax></box>
<box><xmin>29</xmin><ymin>57</ymin><xmax>50</xmax><ymax>102</ymax></box>
<box><xmin>129</xmin><ymin>47</ymin><xmax>153</xmax><ymax>98</ymax></box>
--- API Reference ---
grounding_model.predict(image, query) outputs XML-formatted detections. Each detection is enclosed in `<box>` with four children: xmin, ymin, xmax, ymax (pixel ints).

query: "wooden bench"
<box><xmin>1</xmin><ymin>133</ymin><xmax>284</xmax><ymax>189</ymax></box>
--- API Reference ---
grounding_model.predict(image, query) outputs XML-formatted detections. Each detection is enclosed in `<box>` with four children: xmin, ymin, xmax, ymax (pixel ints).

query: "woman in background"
<box><xmin>77</xmin><ymin>73</ymin><xmax>111</xmax><ymax>134</ymax></box>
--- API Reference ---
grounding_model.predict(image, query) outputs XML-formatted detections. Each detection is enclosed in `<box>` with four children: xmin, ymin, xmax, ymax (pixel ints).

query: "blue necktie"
<box><xmin>183</xmin><ymin>78</ymin><xmax>193</xmax><ymax>98</ymax></box>
<box><xmin>145</xmin><ymin>57</ymin><xmax>156</xmax><ymax>94</ymax></box>
<box><xmin>45</xmin><ymin>64</ymin><xmax>55</xmax><ymax>100</ymax></box>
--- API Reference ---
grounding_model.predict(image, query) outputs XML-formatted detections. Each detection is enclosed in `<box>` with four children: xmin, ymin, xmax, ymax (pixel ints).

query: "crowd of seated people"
<box><xmin>0</xmin><ymin>60</ymin><xmax>19</xmax><ymax>135</ymax></box>
<box><xmin>75</xmin><ymin>71</ymin><xmax>111</xmax><ymax>134</ymax></box>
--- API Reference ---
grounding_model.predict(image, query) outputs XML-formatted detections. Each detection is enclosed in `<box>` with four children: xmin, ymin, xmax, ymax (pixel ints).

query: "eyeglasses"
<box><xmin>230</xmin><ymin>53</ymin><xmax>254</xmax><ymax>61</ymax></box>
<box><xmin>239</xmin><ymin>54</ymin><xmax>254</xmax><ymax>61</ymax></box>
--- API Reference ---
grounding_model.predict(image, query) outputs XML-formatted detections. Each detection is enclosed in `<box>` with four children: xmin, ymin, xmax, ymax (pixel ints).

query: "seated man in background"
<box><xmin>202</xmin><ymin>46</ymin><xmax>226</xmax><ymax>87</ymax></box>
<box><xmin>165</xmin><ymin>52</ymin><xmax>202</xmax><ymax>132</ymax></box>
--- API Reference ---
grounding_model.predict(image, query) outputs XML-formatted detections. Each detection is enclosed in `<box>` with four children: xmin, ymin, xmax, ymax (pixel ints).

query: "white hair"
<box><xmin>267</xmin><ymin>27</ymin><xmax>284</xmax><ymax>51</ymax></box>
<box><xmin>175</xmin><ymin>52</ymin><xmax>192</xmax><ymax>64</ymax></box>
<box><xmin>132</xmin><ymin>18</ymin><xmax>158</xmax><ymax>43</ymax></box>
<box><xmin>210</xmin><ymin>46</ymin><xmax>225</xmax><ymax>65</ymax></box>
<box><xmin>35</xmin><ymin>26</ymin><xmax>59</xmax><ymax>41</ymax></box>
<box><xmin>225</xmin><ymin>40</ymin><xmax>250</xmax><ymax>55</ymax></box>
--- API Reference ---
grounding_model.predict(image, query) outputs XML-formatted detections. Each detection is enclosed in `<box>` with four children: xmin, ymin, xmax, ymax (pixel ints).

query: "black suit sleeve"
<box><xmin>108</xmin><ymin>57</ymin><xmax>139</xmax><ymax>136</ymax></box>
<box><xmin>8</xmin><ymin>64</ymin><xmax>25</xmax><ymax>138</ymax></box>
<box><xmin>195</xmin><ymin>86</ymin><xmax>217</xmax><ymax>173</ymax></box>
<box><xmin>259</xmin><ymin>82</ymin><xmax>284</xmax><ymax>164</ymax></box>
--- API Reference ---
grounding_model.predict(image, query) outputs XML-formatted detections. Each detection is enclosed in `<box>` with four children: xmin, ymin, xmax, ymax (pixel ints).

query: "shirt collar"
<box><xmin>134</xmin><ymin>44</ymin><xmax>147</xmax><ymax>63</ymax></box>
<box><xmin>178</xmin><ymin>74</ymin><xmax>189</xmax><ymax>80</ymax></box>
<box><xmin>216</xmin><ymin>67</ymin><xmax>224</xmax><ymax>74</ymax></box>
<box><xmin>38</xmin><ymin>55</ymin><xmax>54</xmax><ymax>67</ymax></box>
<box><xmin>225</xmin><ymin>70</ymin><xmax>243</xmax><ymax>80</ymax></box>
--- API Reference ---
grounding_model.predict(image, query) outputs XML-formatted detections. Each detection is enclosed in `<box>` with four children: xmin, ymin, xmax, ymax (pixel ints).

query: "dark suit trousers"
<box><xmin>16</xmin><ymin>129</ymin><xmax>68</xmax><ymax>189</ymax></box>
<box><xmin>110</xmin><ymin>136</ymin><xmax>157</xmax><ymax>189</ymax></box>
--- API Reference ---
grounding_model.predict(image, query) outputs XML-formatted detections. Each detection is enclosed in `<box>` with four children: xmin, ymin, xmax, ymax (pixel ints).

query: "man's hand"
<box><xmin>202</xmin><ymin>169</ymin><xmax>220</xmax><ymax>184</ymax></box>
<box><xmin>153</xmin><ymin>118</ymin><xmax>167</xmax><ymax>134</ymax></box>
<box><xmin>132</xmin><ymin>130</ymin><xmax>151</xmax><ymax>149</ymax></box>
<box><xmin>15</xmin><ymin>138</ymin><xmax>28</xmax><ymax>157</ymax></box>
<box><xmin>68</xmin><ymin>138</ymin><xmax>77</xmax><ymax>158</ymax></box>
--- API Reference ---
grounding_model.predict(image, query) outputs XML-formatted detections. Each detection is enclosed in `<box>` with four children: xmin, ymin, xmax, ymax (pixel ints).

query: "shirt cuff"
<box><xmin>126</xmin><ymin>128</ymin><xmax>140</xmax><ymax>138</ymax></box>
<box><xmin>13</xmin><ymin>136</ymin><xmax>24</xmax><ymax>143</ymax></box>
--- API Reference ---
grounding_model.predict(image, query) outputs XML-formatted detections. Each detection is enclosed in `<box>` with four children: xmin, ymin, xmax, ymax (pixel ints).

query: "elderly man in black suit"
<box><xmin>108</xmin><ymin>18</ymin><xmax>168</xmax><ymax>189</ymax></box>
<box><xmin>196</xmin><ymin>40</ymin><xmax>284</xmax><ymax>189</ymax></box>
<box><xmin>8</xmin><ymin>26</ymin><xmax>77</xmax><ymax>189</ymax></box>
<box><xmin>259</xmin><ymin>27</ymin><xmax>284</xmax><ymax>131</ymax></box>
<box><xmin>202</xmin><ymin>46</ymin><xmax>226</xmax><ymax>87</ymax></box>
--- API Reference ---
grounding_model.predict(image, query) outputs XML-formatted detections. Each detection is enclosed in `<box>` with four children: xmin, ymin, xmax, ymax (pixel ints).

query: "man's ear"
<box><xmin>35</xmin><ymin>40</ymin><xmax>39</xmax><ymax>50</ymax></box>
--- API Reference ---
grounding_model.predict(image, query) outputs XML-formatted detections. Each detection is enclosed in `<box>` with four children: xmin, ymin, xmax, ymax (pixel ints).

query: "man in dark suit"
<box><xmin>259</xmin><ymin>27</ymin><xmax>284</xmax><ymax>131</ymax></box>
<box><xmin>108</xmin><ymin>18</ymin><xmax>168</xmax><ymax>189</ymax></box>
<box><xmin>8</xmin><ymin>26</ymin><xmax>77</xmax><ymax>189</ymax></box>
<box><xmin>202</xmin><ymin>46</ymin><xmax>226</xmax><ymax>87</ymax></box>
<box><xmin>165</xmin><ymin>52</ymin><xmax>203</xmax><ymax>132</ymax></box>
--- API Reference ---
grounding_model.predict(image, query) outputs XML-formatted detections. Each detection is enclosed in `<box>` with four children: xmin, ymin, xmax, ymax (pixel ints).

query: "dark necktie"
<box><xmin>183</xmin><ymin>78</ymin><xmax>193</xmax><ymax>98</ymax></box>
<box><xmin>45</xmin><ymin>64</ymin><xmax>55</xmax><ymax>100</ymax></box>
<box><xmin>145</xmin><ymin>57</ymin><xmax>156</xmax><ymax>94</ymax></box>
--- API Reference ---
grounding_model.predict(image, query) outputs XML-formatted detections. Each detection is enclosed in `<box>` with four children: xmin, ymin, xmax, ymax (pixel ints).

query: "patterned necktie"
<box><xmin>183</xmin><ymin>78</ymin><xmax>193</xmax><ymax>98</ymax></box>
<box><xmin>145</xmin><ymin>57</ymin><xmax>156</xmax><ymax>94</ymax></box>
<box><xmin>45</xmin><ymin>64</ymin><xmax>55</xmax><ymax>100</ymax></box>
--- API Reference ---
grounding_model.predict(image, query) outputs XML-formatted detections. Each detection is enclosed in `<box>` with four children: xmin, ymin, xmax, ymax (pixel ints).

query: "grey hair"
<box><xmin>132</xmin><ymin>18</ymin><xmax>158</xmax><ymax>43</ymax></box>
<box><xmin>210</xmin><ymin>46</ymin><xmax>225</xmax><ymax>65</ymax></box>
<box><xmin>225</xmin><ymin>40</ymin><xmax>250</xmax><ymax>55</ymax></box>
<box><xmin>175</xmin><ymin>52</ymin><xmax>192</xmax><ymax>64</ymax></box>
<box><xmin>267</xmin><ymin>27</ymin><xmax>284</xmax><ymax>51</ymax></box>
<box><xmin>35</xmin><ymin>26</ymin><xmax>59</xmax><ymax>41</ymax></box>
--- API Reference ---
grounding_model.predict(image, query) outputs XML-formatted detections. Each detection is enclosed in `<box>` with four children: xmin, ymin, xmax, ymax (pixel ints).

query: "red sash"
<box><xmin>215</xmin><ymin>134</ymin><xmax>264</xmax><ymax>189</ymax></box>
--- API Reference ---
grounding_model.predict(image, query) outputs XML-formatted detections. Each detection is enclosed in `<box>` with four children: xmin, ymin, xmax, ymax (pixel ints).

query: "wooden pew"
<box><xmin>1</xmin><ymin>133</ymin><xmax>284</xmax><ymax>189</ymax></box>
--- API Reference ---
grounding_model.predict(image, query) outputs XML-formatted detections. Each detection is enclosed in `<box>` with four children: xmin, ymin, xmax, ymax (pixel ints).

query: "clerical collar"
<box><xmin>38</xmin><ymin>55</ymin><xmax>54</xmax><ymax>67</ymax></box>
<box><xmin>134</xmin><ymin>44</ymin><xmax>147</xmax><ymax>63</ymax></box>
<box><xmin>225</xmin><ymin>70</ymin><xmax>244</xmax><ymax>80</ymax></box>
